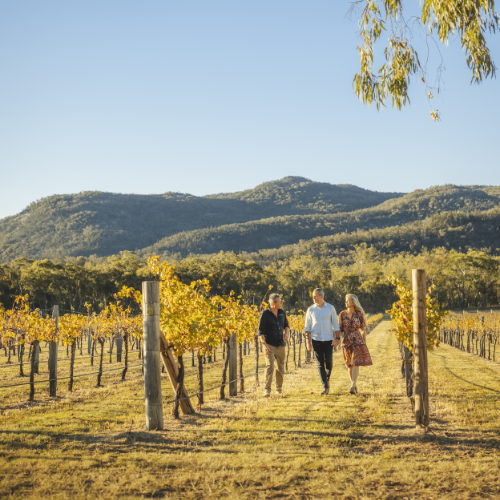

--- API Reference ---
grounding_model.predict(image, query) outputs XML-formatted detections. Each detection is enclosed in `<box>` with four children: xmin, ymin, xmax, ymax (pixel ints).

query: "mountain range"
<box><xmin>1</xmin><ymin>177</ymin><xmax>500</xmax><ymax>263</ymax></box>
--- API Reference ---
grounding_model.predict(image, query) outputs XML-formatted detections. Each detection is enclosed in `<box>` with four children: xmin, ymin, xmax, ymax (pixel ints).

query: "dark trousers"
<box><xmin>312</xmin><ymin>339</ymin><xmax>333</xmax><ymax>389</ymax></box>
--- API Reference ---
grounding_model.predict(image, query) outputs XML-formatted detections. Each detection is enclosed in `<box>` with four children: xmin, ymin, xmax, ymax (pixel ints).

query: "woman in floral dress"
<box><xmin>339</xmin><ymin>294</ymin><xmax>372</xmax><ymax>394</ymax></box>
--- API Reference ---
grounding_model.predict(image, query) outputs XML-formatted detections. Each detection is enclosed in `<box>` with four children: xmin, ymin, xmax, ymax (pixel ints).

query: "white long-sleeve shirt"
<box><xmin>304</xmin><ymin>302</ymin><xmax>340</xmax><ymax>341</ymax></box>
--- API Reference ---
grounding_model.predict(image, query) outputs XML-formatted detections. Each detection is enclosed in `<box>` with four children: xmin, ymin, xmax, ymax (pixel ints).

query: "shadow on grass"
<box><xmin>432</xmin><ymin>353</ymin><xmax>500</xmax><ymax>395</ymax></box>
<box><xmin>2</xmin><ymin>422</ymin><xmax>499</xmax><ymax>456</ymax></box>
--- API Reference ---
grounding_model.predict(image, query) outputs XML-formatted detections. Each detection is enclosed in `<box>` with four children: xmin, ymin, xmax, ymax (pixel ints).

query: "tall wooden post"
<box><xmin>229</xmin><ymin>332</ymin><xmax>237</xmax><ymax>396</ymax></box>
<box><xmin>413</xmin><ymin>269</ymin><xmax>429</xmax><ymax>427</ymax></box>
<box><xmin>143</xmin><ymin>282</ymin><xmax>164</xmax><ymax>431</ymax></box>
<box><xmin>49</xmin><ymin>305</ymin><xmax>59</xmax><ymax>397</ymax></box>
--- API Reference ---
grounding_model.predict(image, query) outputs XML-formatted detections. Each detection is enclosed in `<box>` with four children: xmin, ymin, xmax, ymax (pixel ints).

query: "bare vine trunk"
<box><xmin>19</xmin><ymin>342</ymin><xmax>25</xmax><ymax>377</ymax></box>
<box><xmin>90</xmin><ymin>338</ymin><xmax>95</xmax><ymax>366</ymax></box>
<box><xmin>220</xmin><ymin>337</ymin><xmax>230</xmax><ymax>400</ymax></box>
<box><xmin>197</xmin><ymin>351</ymin><xmax>204</xmax><ymax>405</ymax></box>
<box><xmin>109</xmin><ymin>336</ymin><xmax>114</xmax><ymax>363</ymax></box>
<box><xmin>239</xmin><ymin>342</ymin><xmax>244</xmax><ymax>393</ymax></box>
<box><xmin>68</xmin><ymin>340</ymin><xmax>76</xmax><ymax>391</ymax></box>
<box><xmin>29</xmin><ymin>340</ymin><xmax>39</xmax><ymax>401</ymax></box>
<box><xmin>293</xmin><ymin>331</ymin><xmax>296</xmax><ymax>368</ymax></box>
<box><xmin>173</xmin><ymin>355</ymin><xmax>185</xmax><ymax>419</ymax></box>
<box><xmin>298</xmin><ymin>333</ymin><xmax>302</xmax><ymax>367</ymax></box>
<box><xmin>286</xmin><ymin>337</ymin><xmax>290</xmax><ymax>372</ymax></box>
<box><xmin>122</xmin><ymin>333</ymin><xmax>129</xmax><ymax>381</ymax></box>
<box><xmin>254</xmin><ymin>335</ymin><xmax>259</xmax><ymax>386</ymax></box>
<box><xmin>97</xmin><ymin>338</ymin><xmax>104</xmax><ymax>387</ymax></box>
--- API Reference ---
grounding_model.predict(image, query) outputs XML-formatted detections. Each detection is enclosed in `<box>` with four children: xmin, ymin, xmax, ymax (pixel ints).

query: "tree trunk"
<box><xmin>173</xmin><ymin>355</ymin><xmax>185</xmax><ymax>419</ymax></box>
<box><xmin>68</xmin><ymin>340</ymin><xmax>76</xmax><ymax>392</ymax></box>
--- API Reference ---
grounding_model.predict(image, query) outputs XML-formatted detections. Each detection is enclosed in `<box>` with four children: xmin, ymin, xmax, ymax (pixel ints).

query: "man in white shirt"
<box><xmin>305</xmin><ymin>288</ymin><xmax>341</xmax><ymax>395</ymax></box>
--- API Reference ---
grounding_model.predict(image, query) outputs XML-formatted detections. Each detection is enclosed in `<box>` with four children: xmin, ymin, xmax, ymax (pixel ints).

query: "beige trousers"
<box><xmin>265</xmin><ymin>345</ymin><xmax>286</xmax><ymax>392</ymax></box>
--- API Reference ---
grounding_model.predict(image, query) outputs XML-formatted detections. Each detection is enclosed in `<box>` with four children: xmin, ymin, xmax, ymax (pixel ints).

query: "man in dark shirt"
<box><xmin>258</xmin><ymin>293</ymin><xmax>289</xmax><ymax>396</ymax></box>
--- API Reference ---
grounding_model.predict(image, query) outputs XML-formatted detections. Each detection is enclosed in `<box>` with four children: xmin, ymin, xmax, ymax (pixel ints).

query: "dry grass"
<box><xmin>0</xmin><ymin>322</ymin><xmax>499</xmax><ymax>499</ymax></box>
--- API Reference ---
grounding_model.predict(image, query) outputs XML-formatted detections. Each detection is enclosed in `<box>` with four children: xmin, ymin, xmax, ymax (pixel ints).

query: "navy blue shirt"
<box><xmin>258</xmin><ymin>308</ymin><xmax>289</xmax><ymax>347</ymax></box>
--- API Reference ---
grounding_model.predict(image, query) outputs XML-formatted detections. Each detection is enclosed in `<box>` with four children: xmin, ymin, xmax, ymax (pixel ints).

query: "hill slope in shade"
<box><xmin>241</xmin><ymin>208</ymin><xmax>500</xmax><ymax>264</ymax></box>
<box><xmin>0</xmin><ymin>177</ymin><xmax>401</xmax><ymax>263</ymax></box>
<box><xmin>138</xmin><ymin>185</ymin><xmax>500</xmax><ymax>258</ymax></box>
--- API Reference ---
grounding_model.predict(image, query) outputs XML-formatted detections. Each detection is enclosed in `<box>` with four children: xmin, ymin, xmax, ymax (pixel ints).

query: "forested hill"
<box><xmin>1</xmin><ymin>180</ymin><xmax>500</xmax><ymax>263</ymax></box>
<box><xmin>242</xmin><ymin>208</ymin><xmax>500</xmax><ymax>264</ymax></box>
<box><xmin>0</xmin><ymin>177</ymin><xmax>400</xmax><ymax>263</ymax></box>
<box><xmin>138</xmin><ymin>185</ymin><xmax>500</xmax><ymax>258</ymax></box>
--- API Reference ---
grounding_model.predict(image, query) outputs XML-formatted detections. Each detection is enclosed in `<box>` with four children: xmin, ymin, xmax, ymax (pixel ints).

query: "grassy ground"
<box><xmin>0</xmin><ymin>321</ymin><xmax>499</xmax><ymax>499</ymax></box>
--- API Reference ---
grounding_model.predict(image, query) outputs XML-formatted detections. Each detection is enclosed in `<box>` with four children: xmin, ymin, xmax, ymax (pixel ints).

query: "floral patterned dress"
<box><xmin>339</xmin><ymin>310</ymin><xmax>373</xmax><ymax>368</ymax></box>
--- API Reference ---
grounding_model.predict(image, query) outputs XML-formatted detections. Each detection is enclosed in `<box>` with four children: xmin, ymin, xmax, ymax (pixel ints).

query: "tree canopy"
<box><xmin>352</xmin><ymin>0</ymin><xmax>499</xmax><ymax>120</ymax></box>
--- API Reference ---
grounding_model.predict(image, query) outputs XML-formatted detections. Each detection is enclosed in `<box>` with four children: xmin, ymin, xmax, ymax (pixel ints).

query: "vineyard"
<box><xmin>1</xmin><ymin>318</ymin><xmax>498</xmax><ymax>498</ymax></box>
<box><xmin>438</xmin><ymin>311</ymin><xmax>500</xmax><ymax>361</ymax></box>
<box><xmin>0</xmin><ymin>254</ymin><xmax>383</xmax><ymax>410</ymax></box>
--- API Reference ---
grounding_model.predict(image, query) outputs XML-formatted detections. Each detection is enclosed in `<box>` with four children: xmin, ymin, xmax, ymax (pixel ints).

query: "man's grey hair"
<box><xmin>313</xmin><ymin>288</ymin><xmax>325</xmax><ymax>297</ymax></box>
<box><xmin>269</xmin><ymin>293</ymin><xmax>281</xmax><ymax>303</ymax></box>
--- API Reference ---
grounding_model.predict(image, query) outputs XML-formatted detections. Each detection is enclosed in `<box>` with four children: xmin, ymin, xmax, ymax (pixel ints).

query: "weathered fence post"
<box><xmin>413</xmin><ymin>269</ymin><xmax>429</xmax><ymax>428</ymax></box>
<box><xmin>229</xmin><ymin>332</ymin><xmax>237</xmax><ymax>396</ymax></box>
<box><xmin>49</xmin><ymin>305</ymin><xmax>59</xmax><ymax>397</ymax></box>
<box><xmin>142</xmin><ymin>282</ymin><xmax>164</xmax><ymax>431</ymax></box>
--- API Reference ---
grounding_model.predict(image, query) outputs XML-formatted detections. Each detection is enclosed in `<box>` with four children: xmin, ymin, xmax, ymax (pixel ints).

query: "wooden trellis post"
<box><xmin>143</xmin><ymin>282</ymin><xmax>164</xmax><ymax>431</ymax></box>
<box><xmin>413</xmin><ymin>269</ymin><xmax>429</xmax><ymax>428</ymax></box>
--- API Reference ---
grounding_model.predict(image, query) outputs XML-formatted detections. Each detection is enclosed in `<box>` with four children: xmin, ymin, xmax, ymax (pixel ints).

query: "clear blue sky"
<box><xmin>1</xmin><ymin>1</ymin><xmax>499</xmax><ymax>219</ymax></box>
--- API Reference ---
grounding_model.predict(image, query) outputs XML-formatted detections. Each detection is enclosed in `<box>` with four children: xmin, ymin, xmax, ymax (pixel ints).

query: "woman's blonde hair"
<box><xmin>345</xmin><ymin>294</ymin><xmax>365</xmax><ymax>315</ymax></box>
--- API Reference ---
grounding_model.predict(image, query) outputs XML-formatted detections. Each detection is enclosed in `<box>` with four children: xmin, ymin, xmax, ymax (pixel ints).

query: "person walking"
<box><xmin>258</xmin><ymin>293</ymin><xmax>289</xmax><ymax>397</ymax></box>
<box><xmin>339</xmin><ymin>294</ymin><xmax>373</xmax><ymax>394</ymax></box>
<box><xmin>305</xmin><ymin>288</ymin><xmax>341</xmax><ymax>395</ymax></box>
